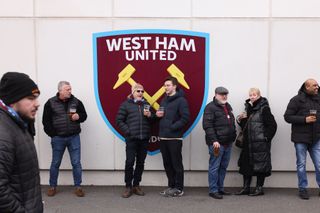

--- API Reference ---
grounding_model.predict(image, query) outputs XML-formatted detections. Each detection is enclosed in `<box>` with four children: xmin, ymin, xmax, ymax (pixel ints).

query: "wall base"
<box><xmin>40</xmin><ymin>170</ymin><xmax>319</xmax><ymax>188</ymax></box>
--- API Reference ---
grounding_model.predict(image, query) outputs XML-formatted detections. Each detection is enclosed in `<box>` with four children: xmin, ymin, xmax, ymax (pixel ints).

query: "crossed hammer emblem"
<box><xmin>113</xmin><ymin>64</ymin><xmax>190</xmax><ymax>110</ymax></box>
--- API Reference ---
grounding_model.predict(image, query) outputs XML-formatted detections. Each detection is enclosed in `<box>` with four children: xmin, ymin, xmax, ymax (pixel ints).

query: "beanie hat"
<box><xmin>0</xmin><ymin>72</ymin><xmax>40</xmax><ymax>105</ymax></box>
<box><xmin>131</xmin><ymin>83</ymin><xmax>143</xmax><ymax>94</ymax></box>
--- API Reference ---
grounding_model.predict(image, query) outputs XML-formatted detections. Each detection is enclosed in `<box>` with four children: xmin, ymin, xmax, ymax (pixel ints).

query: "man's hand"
<box><xmin>213</xmin><ymin>141</ymin><xmax>220</xmax><ymax>149</ymax></box>
<box><xmin>306</xmin><ymin>115</ymin><xmax>317</xmax><ymax>123</ymax></box>
<box><xmin>71</xmin><ymin>113</ymin><xmax>80</xmax><ymax>121</ymax></box>
<box><xmin>144</xmin><ymin>111</ymin><xmax>151</xmax><ymax>117</ymax></box>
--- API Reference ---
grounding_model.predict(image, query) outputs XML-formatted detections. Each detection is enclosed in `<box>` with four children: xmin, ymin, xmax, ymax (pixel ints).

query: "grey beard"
<box><xmin>217</xmin><ymin>99</ymin><xmax>227</xmax><ymax>105</ymax></box>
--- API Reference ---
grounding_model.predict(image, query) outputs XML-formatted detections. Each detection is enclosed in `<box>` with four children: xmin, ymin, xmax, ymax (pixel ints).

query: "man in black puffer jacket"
<box><xmin>116</xmin><ymin>83</ymin><xmax>154</xmax><ymax>198</ymax></box>
<box><xmin>0</xmin><ymin>72</ymin><xmax>43</xmax><ymax>213</ymax></box>
<box><xmin>157</xmin><ymin>76</ymin><xmax>190</xmax><ymax>197</ymax></box>
<box><xmin>284</xmin><ymin>79</ymin><xmax>320</xmax><ymax>200</ymax></box>
<box><xmin>203</xmin><ymin>86</ymin><xmax>236</xmax><ymax>199</ymax></box>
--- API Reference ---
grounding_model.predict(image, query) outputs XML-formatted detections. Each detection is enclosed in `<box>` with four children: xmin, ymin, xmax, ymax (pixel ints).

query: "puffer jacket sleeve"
<box><xmin>284</xmin><ymin>97</ymin><xmax>306</xmax><ymax>124</ymax></box>
<box><xmin>42</xmin><ymin>100</ymin><xmax>56</xmax><ymax>137</ymax></box>
<box><xmin>76</xmin><ymin>100</ymin><xmax>87</xmax><ymax>123</ymax></box>
<box><xmin>202</xmin><ymin>103</ymin><xmax>218</xmax><ymax>144</ymax></box>
<box><xmin>262</xmin><ymin>106</ymin><xmax>277</xmax><ymax>142</ymax></box>
<box><xmin>0</xmin><ymin>137</ymin><xmax>25</xmax><ymax>213</ymax></box>
<box><xmin>116</xmin><ymin>102</ymin><xmax>130</xmax><ymax>136</ymax></box>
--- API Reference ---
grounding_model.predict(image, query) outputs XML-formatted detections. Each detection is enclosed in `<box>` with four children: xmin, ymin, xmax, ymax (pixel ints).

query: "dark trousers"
<box><xmin>125</xmin><ymin>138</ymin><xmax>148</xmax><ymax>188</ymax></box>
<box><xmin>243</xmin><ymin>175</ymin><xmax>265</xmax><ymax>187</ymax></box>
<box><xmin>160</xmin><ymin>139</ymin><xmax>184</xmax><ymax>191</ymax></box>
<box><xmin>256</xmin><ymin>175</ymin><xmax>265</xmax><ymax>187</ymax></box>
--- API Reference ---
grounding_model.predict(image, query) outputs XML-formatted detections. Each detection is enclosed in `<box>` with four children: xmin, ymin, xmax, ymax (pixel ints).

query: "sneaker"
<box><xmin>122</xmin><ymin>187</ymin><xmax>133</xmax><ymax>198</ymax></box>
<box><xmin>160</xmin><ymin>187</ymin><xmax>172</xmax><ymax>196</ymax></box>
<box><xmin>132</xmin><ymin>186</ymin><xmax>145</xmax><ymax>196</ymax></box>
<box><xmin>168</xmin><ymin>188</ymin><xmax>184</xmax><ymax>197</ymax></box>
<box><xmin>209</xmin><ymin>192</ymin><xmax>223</xmax><ymax>199</ymax></box>
<box><xmin>47</xmin><ymin>187</ymin><xmax>56</xmax><ymax>197</ymax></box>
<box><xmin>298</xmin><ymin>189</ymin><xmax>309</xmax><ymax>200</ymax></box>
<box><xmin>75</xmin><ymin>187</ymin><xmax>85</xmax><ymax>197</ymax></box>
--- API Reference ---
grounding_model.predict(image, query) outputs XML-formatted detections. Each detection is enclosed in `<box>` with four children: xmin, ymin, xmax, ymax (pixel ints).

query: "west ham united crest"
<box><xmin>93</xmin><ymin>29</ymin><xmax>209</xmax><ymax>155</ymax></box>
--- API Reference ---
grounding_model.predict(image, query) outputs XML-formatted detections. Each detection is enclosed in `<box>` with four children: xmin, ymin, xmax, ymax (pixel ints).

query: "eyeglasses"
<box><xmin>136</xmin><ymin>90</ymin><xmax>144</xmax><ymax>93</ymax></box>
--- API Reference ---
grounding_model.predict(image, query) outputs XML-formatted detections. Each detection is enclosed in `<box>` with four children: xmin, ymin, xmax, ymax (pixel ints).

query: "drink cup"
<box><xmin>213</xmin><ymin>146</ymin><xmax>219</xmax><ymax>157</ymax></box>
<box><xmin>144</xmin><ymin>104</ymin><xmax>150</xmax><ymax>112</ymax></box>
<box><xmin>242</xmin><ymin>111</ymin><xmax>247</xmax><ymax>118</ymax></box>
<box><xmin>157</xmin><ymin>106</ymin><xmax>165</xmax><ymax>116</ymax></box>
<box><xmin>69</xmin><ymin>107</ymin><xmax>76</xmax><ymax>119</ymax></box>
<box><xmin>310</xmin><ymin>109</ymin><xmax>317</xmax><ymax>116</ymax></box>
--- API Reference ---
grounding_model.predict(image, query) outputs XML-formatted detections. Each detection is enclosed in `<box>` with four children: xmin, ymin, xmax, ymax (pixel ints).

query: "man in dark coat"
<box><xmin>0</xmin><ymin>72</ymin><xmax>43</xmax><ymax>213</ymax></box>
<box><xmin>116</xmin><ymin>83</ymin><xmax>154</xmax><ymax>198</ymax></box>
<box><xmin>43</xmin><ymin>81</ymin><xmax>87</xmax><ymax>197</ymax></box>
<box><xmin>202</xmin><ymin>86</ymin><xmax>236</xmax><ymax>199</ymax></box>
<box><xmin>156</xmin><ymin>76</ymin><xmax>190</xmax><ymax>197</ymax></box>
<box><xmin>284</xmin><ymin>79</ymin><xmax>320</xmax><ymax>200</ymax></box>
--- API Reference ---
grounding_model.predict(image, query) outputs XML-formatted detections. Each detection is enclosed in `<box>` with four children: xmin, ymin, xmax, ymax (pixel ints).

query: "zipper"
<box><xmin>139</xmin><ymin>105</ymin><xmax>142</xmax><ymax>140</ymax></box>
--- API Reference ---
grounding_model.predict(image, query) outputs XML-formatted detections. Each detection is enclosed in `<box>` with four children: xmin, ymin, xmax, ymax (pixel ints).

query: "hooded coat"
<box><xmin>284</xmin><ymin>84</ymin><xmax>320</xmax><ymax>144</ymax></box>
<box><xmin>158</xmin><ymin>89</ymin><xmax>190</xmax><ymax>138</ymax></box>
<box><xmin>0</xmin><ymin>104</ymin><xmax>43</xmax><ymax>213</ymax></box>
<box><xmin>238</xmin><ymin>97</ymin><xmax>277</xmax><ymax>176</ymax></box>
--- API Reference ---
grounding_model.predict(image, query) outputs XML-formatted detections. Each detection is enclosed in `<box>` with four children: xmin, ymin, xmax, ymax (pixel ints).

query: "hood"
<box><xmin>165</xmin><ymin>88</ymin><xmax>185</xmax><ymax>102</ymax></box>
<box><xmin>298</xmin><ymin>83</ymin><xmax>307</xmax><ymax>95</ymax></box>
<box><xmin>245</xmin><ymin>96</ymin><xmax>269</xmax><ymax>111</ymax></box>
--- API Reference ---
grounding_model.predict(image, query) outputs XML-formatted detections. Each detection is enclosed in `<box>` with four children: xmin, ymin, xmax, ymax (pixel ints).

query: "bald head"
<box><xmin>304</xmin><ymin>79</ymin><xmax>319</xmax><ymax>95</ymax></box>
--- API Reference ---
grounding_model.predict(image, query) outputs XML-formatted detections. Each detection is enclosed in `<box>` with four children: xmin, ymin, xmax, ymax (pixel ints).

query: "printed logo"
<box><xmin>93</xmin><ymin>29</ymin><xmax>209</xmax><ymax>155</ymax></box>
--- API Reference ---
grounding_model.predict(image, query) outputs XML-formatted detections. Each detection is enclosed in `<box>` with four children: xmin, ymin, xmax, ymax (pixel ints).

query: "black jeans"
<box><xmin>125</xmin><ymin>138</ymin><xmax>148</xmax><ymax>188</ymax></box>
<box><xmin>160</xmin><ymin>139</ymin><xmax>184</xmax><ymax>191</ymax></box>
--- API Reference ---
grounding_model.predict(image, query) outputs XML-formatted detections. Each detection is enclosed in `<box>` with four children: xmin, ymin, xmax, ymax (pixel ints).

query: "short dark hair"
<box><xmin>164</xmin><ymin>76</ymin><xmax>178</xmax><ymax>86</ymax></box>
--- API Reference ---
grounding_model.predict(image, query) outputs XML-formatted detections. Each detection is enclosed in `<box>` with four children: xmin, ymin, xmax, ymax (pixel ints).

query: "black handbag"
<box><xmin>235</xmin><ymin>131</ymin><xmax>244</xmax><ymax>148</ymax></box>
<box><xmin>235</xmin><ymin>115</ymin><xmax>252</xmax><ymax>148</ymax></box>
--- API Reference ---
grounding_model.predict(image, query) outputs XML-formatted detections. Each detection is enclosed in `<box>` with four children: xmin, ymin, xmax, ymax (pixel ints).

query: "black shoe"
<box><xmin>219</xmin><ymin>190</ymin><xmax>232</xmax><ymax>195</ymax></box>
<box><xmin>209</xmin><ymin>192</ymin><xmax>223</xmax><ymax>199</ymax></box>
<box><xmin>299</xmin><ymin>189</ymin><xmax>309</xmax><ymax>200</ymax></box>
<box><xmin>235</xmin><ymin>188</ymin><xmax>250</xmax><ymax>195</ymax></box>
<box><xmin>249</xmin><ymin>186</ymin><xmax>264</xmax><ymax>196</ymax></box>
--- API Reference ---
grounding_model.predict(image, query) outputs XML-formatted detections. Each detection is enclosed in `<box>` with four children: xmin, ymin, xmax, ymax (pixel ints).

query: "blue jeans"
<box><xmin>208</xmin><ymin>144</ymin><xmax>232</xmax><ymax>193</ymax></box>
<box><xmin>294</xmin><ymin>139</ymin><xmax>320</xmax><ymax>190</ymax></box>
<box><xmin>49</xmin><ymin>134</ymin><xmax>82</xmax><ymax>187</ymax></box>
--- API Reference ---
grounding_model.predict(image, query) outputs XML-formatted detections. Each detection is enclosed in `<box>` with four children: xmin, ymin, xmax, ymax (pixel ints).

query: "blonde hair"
<box><xmin>249</xmin><ymin>87</ymin><xmax>261</xmax><ymax>96</ymax></box>
<box><xmin>131</xmin><ymin>83</ymin><xmax>143</xmax><ymax>94</ymax></box>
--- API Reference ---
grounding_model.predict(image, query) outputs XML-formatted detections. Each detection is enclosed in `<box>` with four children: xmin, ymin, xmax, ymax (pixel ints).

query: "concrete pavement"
<box><xmin>42</xmin><ymin>186</ymin><xmax>320</xmax><ymax>213</ymax></box>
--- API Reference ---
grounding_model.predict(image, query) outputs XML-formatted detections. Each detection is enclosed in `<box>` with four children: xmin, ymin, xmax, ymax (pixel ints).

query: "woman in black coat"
<box><xmin>235</xmin><ymin>88</ymin><xmax>277</xmax><ymax>196</ymax></box>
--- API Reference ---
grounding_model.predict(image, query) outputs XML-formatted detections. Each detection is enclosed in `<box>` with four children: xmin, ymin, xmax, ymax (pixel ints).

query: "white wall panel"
<box><xmin>0</xmin><ymin>20</ymin><xmax>36</xmax><ymax>78</ymax></box>
<box><xmin>113</xmin><ymin>18</ymin><xmax>191</xmax><ymax>30</ymax></box>
<box><xmin>0</xmin><ymin>19</ymin><xmax>39</xmax><ymax>154</ymax></box>
<box><xmin>272</xmin><ymin>0</ymin><xmax>320</xmax><ymax>17</ymax></box>
<box><xmin>35</xmin><ymin>0</ymin><xmax>112</xmax><ymax>17</ymax></box>
<box><xmin>114</xmin><ymin>0</ymin><xmax>191</xmax><ymax>17</ymax></box>
<box><xmin>0</xmin><ymin>0</ymin><xmax>33</xmax><ymax>16</ymax></box>
<box><xmin>193</xmin><ymin>0</ymin><xmax>269</xmax><ymax>17</ymax></box>
<box><xmin>269</xmin><ymin>21</ymin><xmax>320</xmax><ymax>170</ymax></box>
<box><xmin>36</xmin><ymin>19</ymin><xmax>115</xmax><ymax>170</ymax></box>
